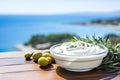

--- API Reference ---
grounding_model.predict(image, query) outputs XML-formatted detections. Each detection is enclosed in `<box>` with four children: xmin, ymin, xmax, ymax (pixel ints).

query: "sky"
<box><xmin>0</xmin><ymin>0</ymin><xmax>120</xmax><ymax>15</ymax></box>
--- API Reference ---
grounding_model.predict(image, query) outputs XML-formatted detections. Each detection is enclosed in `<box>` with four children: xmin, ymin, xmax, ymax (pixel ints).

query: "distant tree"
<box><xmin>25</xmin><ymin>33</ymin><xmax>79</xmax><ymax>48</ymax></box>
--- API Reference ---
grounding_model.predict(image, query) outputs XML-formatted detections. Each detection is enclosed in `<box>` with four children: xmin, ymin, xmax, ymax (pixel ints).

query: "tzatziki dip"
<box><xmin>53</xmin><ymin>40</ymin><xmax>104</xmax><ymax>56</ymax></box>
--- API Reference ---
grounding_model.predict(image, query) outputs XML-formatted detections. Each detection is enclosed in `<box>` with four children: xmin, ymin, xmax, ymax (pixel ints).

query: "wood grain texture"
<box><xmin>0</xmin><ymin>52</ymin><xmax>120</xmax><ymax>80</ymax></box>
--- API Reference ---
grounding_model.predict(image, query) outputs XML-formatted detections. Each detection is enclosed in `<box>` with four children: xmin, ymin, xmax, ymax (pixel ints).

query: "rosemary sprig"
<box><xmin>71</xmin><ymin>35</ymin><xmax>120</xmax><ymax>73</ymax></box>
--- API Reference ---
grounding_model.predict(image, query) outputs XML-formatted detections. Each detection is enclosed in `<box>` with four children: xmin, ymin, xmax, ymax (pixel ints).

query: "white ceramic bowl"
<box><xmin>50</xmin><ymin>44</ymin><xmax>108</xmax><ymax>72</ymax></box>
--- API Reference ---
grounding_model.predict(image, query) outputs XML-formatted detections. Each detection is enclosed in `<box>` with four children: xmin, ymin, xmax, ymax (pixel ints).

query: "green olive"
<box><xmin>42</xmin><ymin>52</ymin><xmax>51</xmax><ymax>57</ymax></box>
<box><xmin>38</xmin><ymin>57</ymin><xmax>49</xmax><ymax>66</ymax></box>
<box><xmin>24</xmin><ymin>53</ymin><xmax>32</xmax><ymax>60</ymax></box>
<box><xmin>32</xmin><ymin>51</ymin><xmax>42</xmax><ymax>62</ymax></box>
<box><xmin>46</xmin><ymin>57</ymin><xmax>52</xmax><ymax>64</ymax></box>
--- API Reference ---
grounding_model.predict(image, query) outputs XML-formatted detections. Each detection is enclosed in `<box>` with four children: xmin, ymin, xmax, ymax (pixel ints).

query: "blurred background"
<box><xmin>0</xmin><ymin>0</ymin><xmax>120</xmax><ymax>52</ymax></box>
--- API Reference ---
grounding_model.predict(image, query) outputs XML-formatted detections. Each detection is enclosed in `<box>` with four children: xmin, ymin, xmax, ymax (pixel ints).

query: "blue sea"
<box><xmin>0</xmin><ymin>14</ymin><xmax>120</xmax><ymax>52</ymax></box>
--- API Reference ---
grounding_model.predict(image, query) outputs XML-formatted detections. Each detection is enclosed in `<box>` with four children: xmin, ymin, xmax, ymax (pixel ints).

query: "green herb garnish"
<box><xmin>71</xmin><ymin>35</ymin><xmax>120</xmax><ymax>73</ymax></box>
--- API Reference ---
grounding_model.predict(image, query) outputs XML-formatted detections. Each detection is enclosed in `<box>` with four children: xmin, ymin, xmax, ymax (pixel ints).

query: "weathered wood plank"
<box><xmin>0</xmin><ymin>64</ymin><xmax>39</xmax><ymax>74</ymax></box>
<box><xmin>0</xmin><ymin>70</ymin><xmax>65</xmax><ymax>80</ymax></box>
<box><xmin>0</xmin><ymin>57</ymin><xmax>34</xmax><ymax>66</ymax></box>
<box><xmin>0</xmin><ymin>63</ymin><xmax>57</xmax><ymax>74</ymax></box>
<box><xmin>0</xmin><ymin>52</ymin><xmax>25</xmax><ymax>58</ymax></box>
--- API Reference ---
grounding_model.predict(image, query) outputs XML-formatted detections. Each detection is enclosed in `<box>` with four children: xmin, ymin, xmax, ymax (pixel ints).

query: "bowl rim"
<box><xmin>50</xmin><ymin>43</ymin><xmax>108</xmax><ymax>58</ymax></box>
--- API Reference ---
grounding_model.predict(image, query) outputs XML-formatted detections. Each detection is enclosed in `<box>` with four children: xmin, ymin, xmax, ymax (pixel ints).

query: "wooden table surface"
<box><xmin>0</xmin><ymin>52</ymin><xmax>120</xmax><ymax>80</ymax></box>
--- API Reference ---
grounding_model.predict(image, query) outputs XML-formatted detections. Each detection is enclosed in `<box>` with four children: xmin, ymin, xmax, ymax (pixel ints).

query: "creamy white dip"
<box><xmin>54</xmin><ymin>41</ymin><xmax>104</xmax><ymax>56</ymax></box>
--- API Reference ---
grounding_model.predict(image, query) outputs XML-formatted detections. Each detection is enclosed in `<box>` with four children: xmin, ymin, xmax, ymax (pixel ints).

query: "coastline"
<box><xmin>15</xmin><ymin>43</ymin><xmax>51</xmax><ymax>51</ymax></box>
<box><xmin>87</xmin><ymin>24</ymin><xmax>120</xmax><ymax>31</ymax></box>
<box><xmin>69</xmin><ymin>22</ymin><xmax>120</xmax><ymax>31</ymax></box>
<box><xmin>69</xmin><ymin>17</ymin><xmax>120</xmax><ymax>31</ymax></box>
<box><xmin>15</xmin><ymin>44</ymin><xmax>36</xmax><ymax>51</ymax></box>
